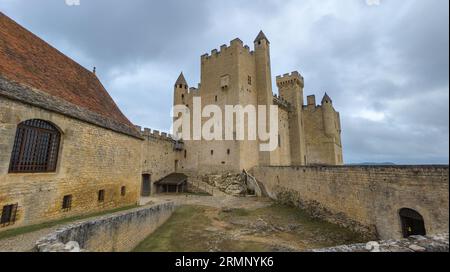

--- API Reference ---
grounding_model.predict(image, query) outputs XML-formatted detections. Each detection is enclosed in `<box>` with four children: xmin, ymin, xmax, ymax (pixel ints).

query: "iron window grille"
<box><xmin>9</xmin><ymin>119</ymin><xmax>61</xmax><ymax>173</ymax></box>
<box><xmin>1</xmin><ymin>204</ymin><xmax>18</xmax><ymax>227</ymax></box>
<box><xmin>62</xmin><ymin>195</ymin><xmax>72</xmax><ymax>211</ymax></box>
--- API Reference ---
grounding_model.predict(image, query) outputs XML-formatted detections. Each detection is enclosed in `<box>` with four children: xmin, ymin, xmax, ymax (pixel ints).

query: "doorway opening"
<box><xmin>399</xmin><ymin>208</ymin><xmax>426</xmax><ymax>238</ymax></box>
<box><xmin>141</xmin><ymin>174</ymin><xmax>151</xmax><ymax>197</ymax></box>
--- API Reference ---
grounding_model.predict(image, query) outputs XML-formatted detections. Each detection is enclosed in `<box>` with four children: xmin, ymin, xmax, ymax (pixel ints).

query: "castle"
<box><xmin>174</xmin><ymin>31</ymin><xmax>343</xmax><ymax>174</ymax></box>
<box><xmin>0</xmin><ymin>13</ymin><xmax>448</xmax><ymax>242</ymax></box>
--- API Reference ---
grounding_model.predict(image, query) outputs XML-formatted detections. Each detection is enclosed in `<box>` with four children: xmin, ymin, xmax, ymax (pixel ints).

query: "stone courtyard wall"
<box><xmin>36</xmin><ymin>201</ymin><xmax>175</xmax><ymax>252</ymax></box>
<box><xmin>139</xmin><ymin>127</ymin><xmax>178</xmax><ymax>194</ymax></box>
<box><xmin>251</xmin><ymin>165</ymin><xmax>449</xmax><ymax>240</ymax></box>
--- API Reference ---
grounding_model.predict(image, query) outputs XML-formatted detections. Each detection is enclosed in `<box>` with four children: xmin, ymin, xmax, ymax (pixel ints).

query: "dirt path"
<box><xmin>0</xmin><ymin>227</ymin><xmax>59</xmax><ymax>252</ymax></box>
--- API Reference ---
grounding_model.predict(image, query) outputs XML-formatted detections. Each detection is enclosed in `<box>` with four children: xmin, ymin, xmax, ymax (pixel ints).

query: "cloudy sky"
<box><xmin>0</xmin><ymin>0</ymin><xmax>448</xmax><ymax>164</ymax></box>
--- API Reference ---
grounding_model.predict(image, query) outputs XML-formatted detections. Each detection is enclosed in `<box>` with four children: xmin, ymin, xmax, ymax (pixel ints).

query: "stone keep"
<box><xmin>173</xmin><ymin>31</ymin><xmax>344</xmax><ymax>175</ymax></box>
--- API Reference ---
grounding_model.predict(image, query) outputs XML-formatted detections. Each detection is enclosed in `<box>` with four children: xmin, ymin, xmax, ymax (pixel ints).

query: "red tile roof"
<box><xmin>0</xmin><ymin>12</ymin><xmax>137</xmax><ymax>135</ymax></box>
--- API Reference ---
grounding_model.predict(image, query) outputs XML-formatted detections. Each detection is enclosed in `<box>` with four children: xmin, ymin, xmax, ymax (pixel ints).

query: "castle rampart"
<box><xmin>251</xmin><ymin>165</ymin><xmax>449</xmax><ymax>240</ymax></box>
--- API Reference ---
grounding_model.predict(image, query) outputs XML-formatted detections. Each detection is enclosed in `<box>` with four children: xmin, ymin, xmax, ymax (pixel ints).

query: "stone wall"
<box><xmin>35</xmin><ymin>201</ymin><xmax>175</xmax><ymax>252</ymax></box>
<box><xmin>139</xmin><ymin>128</ymin><xmax>178</xmax><ymax>194</ymax></box>
<box><xmin>312</xmin><ymin>233</ymin><xmax>449</xmax><ymax>252</ymax></box>
<box><xmin>251</xmin><ymin>165</ymin><xmax>449</xmax><ymax>240</ymax></box>
<box><xmin>0</xmin><ymin>97</ymin><xmax>143</xmax><ymax>230</ymax></box>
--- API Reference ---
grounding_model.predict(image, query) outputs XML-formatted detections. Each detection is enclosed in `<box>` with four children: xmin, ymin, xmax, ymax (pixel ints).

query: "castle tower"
<box><xmin>321</xmin><ymin>93</ymin><xmax>338</xmax><ymax>140</ymax></box>
<box><xmin>174</xmin><ymin>72</ymin><xmax>188</xmax><ymax>106</ymax></box>
<box><xmin>277</xmin><ymin>72</ymin><xmax>307</xmax><ymax>165</ymax></box>
<box><xmin>254</xmin><ymin>31</ymin><xmax>274</xmax><ymax>166</ymax></box>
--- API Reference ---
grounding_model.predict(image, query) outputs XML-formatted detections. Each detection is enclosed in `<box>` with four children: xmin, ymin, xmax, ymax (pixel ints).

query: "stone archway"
<box><xmin>399</xmin><ymin>208</ymin><xmax>426</xmax><ymax>238</ymax></box>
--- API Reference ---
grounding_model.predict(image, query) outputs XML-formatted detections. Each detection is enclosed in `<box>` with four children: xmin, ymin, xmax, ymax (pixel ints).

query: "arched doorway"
<box><xmin>399</xmin><ymin>208</ymin><xmax>426</xmax><ymax>238</ymax></box>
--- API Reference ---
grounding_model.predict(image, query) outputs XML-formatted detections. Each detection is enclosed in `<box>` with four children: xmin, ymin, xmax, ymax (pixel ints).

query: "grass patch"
<box><xmin>133</xmin><ymin>205</ymin><xmax>212</xmax><ymax>252</ymax></box>
<box><xmin>0</xmin><ymin>205</ymin><xmax>138</xmax><ymax>241</ymax></box>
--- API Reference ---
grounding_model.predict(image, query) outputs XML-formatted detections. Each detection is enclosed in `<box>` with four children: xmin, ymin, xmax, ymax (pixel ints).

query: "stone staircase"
<box><xmin>187</xmin><ymin>177</ymin><xmax>228</xmax><ymax>197</ymax></box>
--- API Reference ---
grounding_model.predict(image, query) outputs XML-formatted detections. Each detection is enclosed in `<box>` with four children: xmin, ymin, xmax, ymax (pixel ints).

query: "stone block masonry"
<box><xmin>0</xmin><ymin>97</ymin><xmax>143</xmax><ymax>230</ymax></box>
<box><xmin>36</xmin><ymin>201</ymin><xmax>175</xmax><ymax>252</ymax></box>
<box><xmin>313</xmin><ymin>233</ymin><xmax>449</xmax><ymax>252</ymax></box>
<box><xmin>251</xmin><ymin>165</ymin><xmax>449</xmax><ymax>240</ymax></box>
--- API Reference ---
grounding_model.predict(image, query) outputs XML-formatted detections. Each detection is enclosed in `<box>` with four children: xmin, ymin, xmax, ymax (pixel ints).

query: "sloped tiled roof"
<box><xmin>0</xmin><ymin>12</ymin><xmax>141</xmax><ymax>138</ymax></box>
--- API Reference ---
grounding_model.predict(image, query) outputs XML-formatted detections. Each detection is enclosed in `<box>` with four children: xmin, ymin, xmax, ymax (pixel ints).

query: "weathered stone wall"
<box><xmin>251</xmin><ymin>165</ymin><xmax>449</xmax><ymax>240</ymax></box>
<box><xmin>35</xmin><ymin>201</ymin><xmax>175</xmax><ymax>252</ymax></box>
<box><xmin>303</xmin><ymin>102</ymin><xmax>343</xmax><ymax>166</ymax></box>
<box><xmin>312</xmin><ymin>233</ymin><xmax>449</xmax><ymax>252</ymax></box>
<box><xmin>0</xmin><ymin>97</ymin><xmax>142</xmax><ymax>230</ymax></box>
<box><xmin>139</xmin><ymin>128</ymin><xmax>177</xmax><ymax>194</ymax></box>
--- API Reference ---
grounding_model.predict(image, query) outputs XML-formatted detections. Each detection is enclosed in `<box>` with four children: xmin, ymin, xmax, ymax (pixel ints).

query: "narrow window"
<box><xmin>9</xmin><ymin>119</ymin><xmax>61</xmax><ymax>173</ymax></box>
<box><xmin>121</xmin><ymin>186</ymin><xmax>126</xmax><ymax>197</ymax></box>
<box><xmin>98</xmin><ymin>190</ymin><xmax>105</xmax><ymax>202</ymax></box>
<box><xmin>215</xmin><ymin>95</ymin><xmax>218</xmax><ymax>102</ymax></box>
<box><xmin>211</xmin><ymin>150</ymin><xmax>214</xmax><ymax>156</ymax></box>
<box><xmin>1</xmin><ymin>204</ymin><xmax>18</xmax><ymax>226</ymax></box>
<box><xmin>184</xmin><ymin>150</ymin><xmax>187</xmax><ymax>159</ymax></box>
<box><xmin>248</xmin><ymin>76</ymin><xmax>252</xmax><ymax>85</ymax></box>
<box><xmin>227</xmin><ymin>149</ymin><xmax>230</xmax><ymax>155</ymax></box>
<box><xmin>62</xmin><ymin>195</ymin><xmax>72</xmax><ymax>211</ymax></box>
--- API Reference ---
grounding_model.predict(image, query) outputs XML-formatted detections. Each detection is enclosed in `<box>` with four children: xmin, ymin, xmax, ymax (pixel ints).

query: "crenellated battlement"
<box><xmin>135</xmin><ymin>126</ymin><xmax>175</xmax><ymax>142</ymax></box>
<box><xmin>201</xmin><ymin>38</ymin><xmax>254</xmax><ymax>61</ymax></box>
<box><xmin>273</xmin><ymin>94</ymin><xmax>291</xmax><ymax>109</ymax></box>
<box><xmin>276</xmin><ymin>71</ymin><xmax>304</xmax><ymax>88</ymax></box>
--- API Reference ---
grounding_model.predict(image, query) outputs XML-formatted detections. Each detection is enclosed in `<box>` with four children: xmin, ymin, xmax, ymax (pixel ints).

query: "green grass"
<box><xmin>0</xmin><ymin>205</ymin><xmax>138</xmax><ymax>241</ymax></box>
<box><xmin>133</xmin><ymin>206</ymin><xmax>212</xmax><ymax>252</ymax></box>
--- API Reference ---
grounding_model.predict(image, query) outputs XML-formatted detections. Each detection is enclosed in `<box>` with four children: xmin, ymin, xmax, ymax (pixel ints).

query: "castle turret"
<box><xmin>321</xmin><ymin>93</ymin><xmax>338</xmax><ymax>139</ymax></box>
<box><xmin>255</xmin><ymin>31</ymin><xmax>274</xmax><ymax>165</ymax></box>
<box><xmin>277</xmin><ymin>71</ymin><xmax>307</xmax><ymax>165</ymax></box>
<box><xmin>174</xmin><ymin>72</ymin><xmax>188</xmax><ymax>106</ymax></box>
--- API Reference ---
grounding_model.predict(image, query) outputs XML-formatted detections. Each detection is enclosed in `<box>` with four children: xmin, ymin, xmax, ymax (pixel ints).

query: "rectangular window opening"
<box><xmin>98</xmin><ymin>190</ymin><xmax>105</xmax><ymax>202</ymax></box>
<box><xmin>62</xmin><ymin>195</ymin><xmax>72</xmax><ymax>211</ymax></box>
<box><xmin>1</xmin><ymin>204</ymin><xmax>18</xmax><ymax>226</ymax></box>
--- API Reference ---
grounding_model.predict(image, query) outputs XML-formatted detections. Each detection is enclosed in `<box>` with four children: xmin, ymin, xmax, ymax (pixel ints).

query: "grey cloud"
<box><xmin>0</xmin><ymin>0</ymin><xmax>448</xmax><ymax>164</ymax></box>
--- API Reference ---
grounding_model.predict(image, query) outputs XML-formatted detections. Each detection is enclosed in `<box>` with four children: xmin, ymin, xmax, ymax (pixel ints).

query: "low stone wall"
<box><xmin>251</xmin><ymin>165</ymin><xmax>449</xmax><ymax>240</ymax></box>
<box><xmin>35</xmin><ymin>202</ymin><xmax>175</xmax><ymax>252</ymax></box>
<box><xmin>312</xmin><ymin>233</ymin><xmax>449</xmax><ymax>252</ymax></box>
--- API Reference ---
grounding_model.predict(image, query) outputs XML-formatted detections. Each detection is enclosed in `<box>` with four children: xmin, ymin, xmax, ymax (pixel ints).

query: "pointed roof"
<box><xmin>322</xmin><ymin>93</ymin><xmax>333</xmax><ymax>104</ymax></box>
<box><xmin>175</xmin><ymin>72</ymin><xmax>187</xmax><ymax>86</ymax></box>
<box><xmin>254</xmin><ymin>30</ymin><xmax>270</xmax><ymax>44</ymax></box>
<box><xmin>0</xmin><ymin>12</ymin><xmax>141</xmax><ymax>138</ymax></box>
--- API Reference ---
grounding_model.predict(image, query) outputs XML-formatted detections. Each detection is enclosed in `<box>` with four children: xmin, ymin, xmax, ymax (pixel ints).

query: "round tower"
<box><xmin>174</xmin><ymin>72</ymin><xmax>188</xmax><ymax>107</ymax></box>
<box><xmin>321</xmin><ymin>93</ymin><xmax>338</xmax><ymax>139</ymax></box>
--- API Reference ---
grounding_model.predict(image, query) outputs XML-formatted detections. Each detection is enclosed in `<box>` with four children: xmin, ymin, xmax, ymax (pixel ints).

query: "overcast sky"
<box><xmin>0</xmin><ymin>0</ymin><xmax>448</xmax><ymax>164</ymax></box>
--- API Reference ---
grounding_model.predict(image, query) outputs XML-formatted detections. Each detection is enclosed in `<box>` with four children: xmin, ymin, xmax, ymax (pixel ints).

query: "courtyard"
<box><xmin>134</xmin><ymin>195</ymin><xmax>367</xmax><ymax>252</ymax></box>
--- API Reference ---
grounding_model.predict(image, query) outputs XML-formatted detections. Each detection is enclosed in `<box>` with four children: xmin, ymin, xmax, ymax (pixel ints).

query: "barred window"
<box><xmin>1</xmin><ymin>204</ymin><xmax>18</xmax><ymax>227</ymax></box>
<box><xmin>62</xmin><ymin>195</ymin><xmax>72</xmax><ymax>211</ymax></box>
<box><xmin>9</xmin><ymin>119</ymin><xmax>61</xmax><ymax>173</ymax></box>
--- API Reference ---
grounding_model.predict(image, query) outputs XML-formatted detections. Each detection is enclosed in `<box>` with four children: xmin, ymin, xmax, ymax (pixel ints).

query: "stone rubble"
<box><xmin>312</xmin><ymin>233</ymin><xmax>449</xmax><ymax>252</ymax></box>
